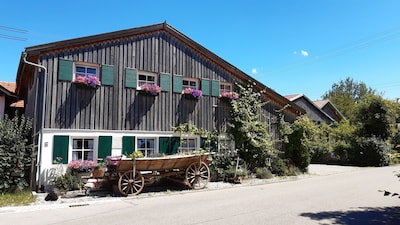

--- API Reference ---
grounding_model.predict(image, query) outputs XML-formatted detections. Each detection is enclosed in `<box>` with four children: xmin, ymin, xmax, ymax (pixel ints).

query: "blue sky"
<box><xmin>1</xmin><ymin>0</ymin><xmax>399</xmax><ymax>100</ymax></box>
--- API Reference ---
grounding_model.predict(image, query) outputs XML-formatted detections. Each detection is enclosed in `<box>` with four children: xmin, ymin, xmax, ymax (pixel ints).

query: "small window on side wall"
<box><xmin>182</xmin><ymin>78</ymin><xmax>199</xmax><ymax>90</ymax></box>
<box><xmin>220</xmin><ymin>82</ymin><xmax>233</xmax><ymax>93</ymax></box>
<box><xmin>137</xmin><ymin>71</ymin><xmax>157</xmax><ymax>88</ymax></box>
<box><xmin>74</xmin><ymin>63</ymin><xmax>99</xmax><ymax>79</ymax></box>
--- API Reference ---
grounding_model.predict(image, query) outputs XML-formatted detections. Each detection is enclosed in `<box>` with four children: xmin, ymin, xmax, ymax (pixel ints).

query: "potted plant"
<box><xmin>73</xmin><ymin>75</ymin><xmax>101</xmax><ymax>89</ymax></box>
<box><xmin>220</xmin><ymin>91</ymin><xmax>239</xmax><ymax>101</ymax></box>
<box><xmin>139</xmin><ymin>83</ymin><xmax>161</xmax><ymax>96</ymax></box>
<box><xmin>182</xmin><ymin>88</ymin><xmax>202</xmax><ymax>99</ymax></box>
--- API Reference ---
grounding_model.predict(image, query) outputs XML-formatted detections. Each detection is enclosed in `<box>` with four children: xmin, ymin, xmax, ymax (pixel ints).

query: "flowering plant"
<box><xmin>105</xmin><ymin>155</ymin><xmax>121</xmax><ymax>166</ymax></box>
<box><xmin>220</xmin><ymin>91</ymin><xmax>239</xmax><ymax>101</ymax></box>
<box><xmin>73</xmin><ymin>75</ymin><xmax>101</xmax><ymax>89</ymax></box>
<box><xmin>182</xmin><ymin>88</ymin><xmax>202</xmax><ymax>99</ymax></box>
<box><xmin>139</xmin><ymin>83</ymin><xmax>161</xmax><ymax>96</ymax></box>
<box><xmin>67</xmin><ymin>160</ymin><xmax>97</xmax><ymax>172</ymax></box>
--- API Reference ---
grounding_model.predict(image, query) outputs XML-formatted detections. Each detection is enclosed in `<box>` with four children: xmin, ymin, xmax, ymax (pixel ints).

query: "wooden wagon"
<box><xmin>110</xmin><ymin>154</ymin><xmax>211</xmax><ymax>196</ymax></box>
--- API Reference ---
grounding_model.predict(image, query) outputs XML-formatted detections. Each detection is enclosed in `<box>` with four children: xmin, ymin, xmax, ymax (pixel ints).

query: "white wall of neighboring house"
<box><xmin>0</xmin><ymin>95</ymin><xmax>5</xmax><ymax>119</ymax></box>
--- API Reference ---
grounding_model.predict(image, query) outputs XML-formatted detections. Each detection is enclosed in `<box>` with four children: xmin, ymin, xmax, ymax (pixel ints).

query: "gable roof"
<box><xmin>17</xmin><ymin>22</ymin><xmax>304</xmax><ymax>116</ymax></box>
<box><xmin>0</xmin><ymin>82</ymin><xmax>16</xmax><ymax>97</ymax></box>
<box><xmin>285</xmin><ymin>94</ymin><xmax>335</xmax><ymax>124</ymax></box>
<box><xmin>314</xmin><ymin>99</ymin><xmax>344</xmax><ymax>121</ymax></box>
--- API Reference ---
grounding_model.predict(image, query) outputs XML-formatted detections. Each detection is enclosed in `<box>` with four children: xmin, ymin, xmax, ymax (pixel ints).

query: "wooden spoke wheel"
<box><xmin>118</xmin><ymin>170</ymin><xmax>144</xmax><ymax>196</ymax></box>
<box><xmin>185</xmin><ymin>162</ymin><xmax>210</xmax><ymax>189</ymax></box>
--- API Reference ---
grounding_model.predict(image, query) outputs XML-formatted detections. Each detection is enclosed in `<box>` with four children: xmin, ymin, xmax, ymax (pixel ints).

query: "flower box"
<box><xmin>220</xmin><ymin>91</ymin><xmax>239</xmax><ymax>101</ymax></box>
<box><xmin>139</xmin><ymin>84</ymin><xmax>161</xmax><ymax>96</ymax></box>
<box><xmin>73</xmin><ymin>75</ymin><xmax>101</xmax><ymax>89</ymax></box>
<box><xmin>182</xmin><ymin>88</ymin><xmax>202</xmax><ymax>100</ymax></box>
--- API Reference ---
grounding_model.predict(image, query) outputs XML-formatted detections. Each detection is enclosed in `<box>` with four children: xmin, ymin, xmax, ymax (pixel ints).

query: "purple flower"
<box><xmin>182</xmin><ymin>88</ymin><xmax>202</xmax><ymax>99</ymax></box>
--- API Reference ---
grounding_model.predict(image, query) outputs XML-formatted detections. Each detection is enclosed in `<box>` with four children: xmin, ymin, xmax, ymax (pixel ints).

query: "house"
<box><xmin>313</xmin><ymin>99</ymin><xmax>344</xmax><ymax>122</ymax></box>
<box><xmin>285</xmin><ymin>94</ymin><xmax>340</xmax><ymax>125</ymax></box>
<box><xmin>15</xmin><ymin>22</ymin><xmax>304</xmax><ymax>190</ymax></box>
<box><xmin>0</xmin><ymin>81</ymin><xmax>23</xmax><ymax>118</ymax></box>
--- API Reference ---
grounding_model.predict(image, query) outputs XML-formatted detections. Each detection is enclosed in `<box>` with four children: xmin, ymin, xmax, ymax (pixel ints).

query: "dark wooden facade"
<box><xmin>15</xmin><ymin>22</ymin><xmax>306</xmax><ymax>188</ymax></box>
<box><xmin>17</xmin><ymin>22</ymin><xmax>302</xmax><ymax>134</ymax></box>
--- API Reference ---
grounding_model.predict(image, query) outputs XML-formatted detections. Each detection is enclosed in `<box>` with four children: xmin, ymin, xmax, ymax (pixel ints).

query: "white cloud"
<box><xmin>252</xmin><ymin>68</ymin><xmax>257</xmax><ymax>74</ymax></box>
<box><xmin>301</xmin><ymin>50</ymin><xmax>309</xmax><ymax>56</ymax></box>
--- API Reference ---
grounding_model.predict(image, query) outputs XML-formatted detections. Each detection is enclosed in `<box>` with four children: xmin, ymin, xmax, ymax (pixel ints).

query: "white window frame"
<box><xmin>182</xmin><ymin>78</ymin><xmax>199</xmax><ymax>90</ymax></box>
<box><xmin>220</xmin><ymin>82</ymin><xmax>233</xmax><ymax>94</ymax></box>
<box><xmin>71</xmin><ymin>137</ymin><xmax>97</xmax><ymax>161</ymax></box>
<box><xmin>136</xmin><ymin>137</ymin><xmax>157</xmax><ymax>157</ymax></box>
<box><xmin>74</xmin><ymin>62</ymin><xmax>99</xmax><ymax>79</ymax></box>
<box><xmin>179</xmin><ymin>136</ymin><xmax>198</xmax><ymax>153</ymax></box>
<box><xmin>137</xmin><ymin>71</ymin><xmax>158</xmax><ymax>88</ymax></box>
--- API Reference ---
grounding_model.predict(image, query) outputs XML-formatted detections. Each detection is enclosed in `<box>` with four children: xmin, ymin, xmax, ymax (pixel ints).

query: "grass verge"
<box><xmin>0</xmin><ymin>191</ymin><xmax>36</xmax><ymax>207</ymax></box>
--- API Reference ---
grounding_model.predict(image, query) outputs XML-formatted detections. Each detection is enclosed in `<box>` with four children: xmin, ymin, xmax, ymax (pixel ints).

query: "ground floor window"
<box><xmin>218</xmin><ymin>138</ymin><xmax>235</xmax><ymax>153</ymax></box>
<box><xmin>72</xmin><ymin>138</ymin><xmax>94</xmax><ymax>161</ymax></box>
<box><xmin>137</xmin><ymin>137</ymin><xmax>156</xmax><ymax>157</ymax></box>
<box><xmin>179</xmin><ymin>137</ymin><xmax>197</xmax><ymax>153</ymax></box>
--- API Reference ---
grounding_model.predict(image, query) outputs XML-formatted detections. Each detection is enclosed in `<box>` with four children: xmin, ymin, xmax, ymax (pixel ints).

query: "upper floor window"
<box><xmin>137</xmin><ymin>137</ymin><xmax>156</xmax><ymax>157</ymax></box>
<box><xmin>220</xmin><ymin>83</ymin><xmax>232</xmax><ymax>93</ymax></box>
<box><xmin>183</xmin><ymin>78</ymin><xmax>199</xmax><ymax>90</ymax></box>
<box><xmin>74</xmin><ymin>63</ymin><xmax>99</xmax><ymax>79</ymax></box>
<box><xmin>138</xmin><ymin>71</ymin><xmax>157</xmax><ymax>87</ymax></box>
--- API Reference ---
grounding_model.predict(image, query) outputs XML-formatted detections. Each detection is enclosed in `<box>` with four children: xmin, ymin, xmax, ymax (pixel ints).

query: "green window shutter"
<box><xmin>160</xmin><ymin>73</ymin><xmax>171</xmax><ymax>92</ymax></box>
<box><xmin>98</xmin><ymin>136</ymin><xmax>112</xmax><ymax>159</ymax></box>
<box><xmin>125</xmin><ymin>68</ymin><xmax>137</xmax><ymax>88</ymax></box>
<box><xmin>170</xmin><ymin>137</ymin><xmax>180</xmax><ymax>154</ymax></box>
<box><xmin>58</xmin><ymin>59</ymin><xmax>73</xmax><ymax>81</ymax></box>
<box><xmin>211</xmin><ymin>80</ymin><xmax>220</xmax><ymax>97</ymax></box>
<box><xmin>101</xmin><ymin>65</ymin><xmax>114</xmax><ymax>86</ymax></box>
<box><xmin>201</xmin><ymin>79</ymin><xmax>210</xmax><ymax>96</ymax></box>
<box><xmin>122</xmin><ymin>136</ymin><xmax>135</xmax><ymax>155</ymax></box>
<box><xmin>173</xmin><ymin>75</ymin><xmax>183</xmax><ymax>93</ymax></box>
<box><xmin>159</xmin><ymin>137</ymin><xmax>169</xmax><ymax>154</ymax></box>
<box><xmin>53</xmin><ymin>135</ymin><xmax>69</xmax><ymax>164</ymax></box>
<box><xmin>159</xmin><ymin>137</ymin><xmax>180</xmax><ymax>155</ymax></box>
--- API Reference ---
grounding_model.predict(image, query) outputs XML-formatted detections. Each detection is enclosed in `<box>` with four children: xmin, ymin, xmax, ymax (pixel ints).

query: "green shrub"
<box><xmin>354</xmin><ymin>137</ymin><xmax>390</xmax><ymax>166</ymax></box>
<box><xmin>52</xmin><ymin>171</ymin><xmax>83</xmax><ymax>192</ymax></box>
<box><xmin>0</xmin><ymin>114</ymin><xmax>33</xmax><ymax>193</ymax></box>
<box><xmin>270</xmin><ymin>157</ymin><xmax>288</xmax><ymax>176</ymax></box>
<box><xmin>255</xmin><ymin>167</ymin><xmax>273</xmax><ymax>179</ymax></box>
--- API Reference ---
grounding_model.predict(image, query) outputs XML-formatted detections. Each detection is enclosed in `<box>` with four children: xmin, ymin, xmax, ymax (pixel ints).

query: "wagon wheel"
<box><xmin>118</xmin><ymin>170</ymin><xmax>145</xmax><ymax>196</ymax></box>
<box><xmin>185</xmin><ymin>162</ymin><xmax>210</xmax><ymax>189</ymax></box>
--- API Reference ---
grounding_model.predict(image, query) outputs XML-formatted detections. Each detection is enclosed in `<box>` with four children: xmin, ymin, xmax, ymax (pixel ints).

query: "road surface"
<box><xmin>1</xmin><ymin>164</ymin><xmax>399</xmax><ymax>224</ymax></box>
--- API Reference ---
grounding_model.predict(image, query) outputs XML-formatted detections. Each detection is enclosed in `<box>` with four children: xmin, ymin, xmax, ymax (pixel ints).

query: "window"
<box><xmin>138</xmin><ymin>71</ymin><xmax>157</xmax><ymax>87</ymax></box>
<box><xmin>72</xmin><ymin>138</ymin><xmax>94</xmax><ymax>161</ymax></box>
<box><xmin>137</xmin><ymin>137</ymin><xmax>156</xmax><ymax>157</ymax></box>
<box><xmin>179</xmin><ymin>137</ymin><xmax>197</xmax><ymax>153</ymax></box>
<box><xmin>218</xmin><ymin>138</ymin><xmax>235</xmax><ymax>153</ymax></box>
<box><xmin>74</xmin><ymin>63</ymin><xmax>99</xmax><ymax>79</ymax></box>
<box><xmin>220</xmin><ymin>82</ymin><xmax>232</xmax><ymax>93</ymax></box>
<box><xmin>182</xmin><ymin>78</ymin><xmax>199</xmax><ymax>90</ymax></box>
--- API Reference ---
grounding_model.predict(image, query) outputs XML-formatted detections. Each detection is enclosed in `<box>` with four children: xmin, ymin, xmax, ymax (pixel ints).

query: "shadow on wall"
<box><xmin>57</xmin><ymin>85</ymin><xmax>96</xmax><ymax>128</ymax></box>
<box><xmin>300</xmin><ymin>206</ymin><xmax>400</xmax><ymax>225</ymax></box>
<box><xmin>127</xmin><ymin>92</ymin><xmax>155</xmax><ymax>129</ymax></box>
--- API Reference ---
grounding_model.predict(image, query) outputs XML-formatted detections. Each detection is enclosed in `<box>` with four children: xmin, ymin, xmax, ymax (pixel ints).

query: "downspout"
<box><xmin>23</xmin><ymin>52</ymin><xmax>47</xmax><ymax>191</ymax></box>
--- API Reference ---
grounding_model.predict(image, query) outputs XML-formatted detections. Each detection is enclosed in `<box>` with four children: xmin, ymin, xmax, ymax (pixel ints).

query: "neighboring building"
<box><xmin>313</xmin><ymin>99</ymin><xmax>344</xmax><ymax>122</ymax></box>
<box><xmin>285</xmin><ymin>94</ymin><xmax>338</xmax><ymax>125</ymax></box>
<box><xmin>0</xmin><ymin>81</ymin><xmax>23</xmax><ymax>118</ymax></box>
<box><xmin>15</xmin><ymin>22</ymin><xmax>304</xmax><ymax>190</ymax></box>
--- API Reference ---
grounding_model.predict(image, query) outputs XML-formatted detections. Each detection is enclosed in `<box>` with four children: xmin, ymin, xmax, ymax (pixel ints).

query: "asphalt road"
<box><xmin>2</xmin><ymin>164</ymin><xmax>400</xmax><ymax>225</ymax></box>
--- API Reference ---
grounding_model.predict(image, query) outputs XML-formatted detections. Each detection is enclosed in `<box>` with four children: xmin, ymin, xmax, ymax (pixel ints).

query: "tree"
<box><xmin>230</xmin><ymin>82</ymin><xmax>276</xmax><ymax>170</ymax></box>
<box><xmin>353</xmin><ymin>94</ymin><xmax>394</xmax><ymax>140</ymax></box>
<box><xmin>322</xmin><ymin>77</ymin><xmax>377</xmax><ymax>120</ymax></box>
